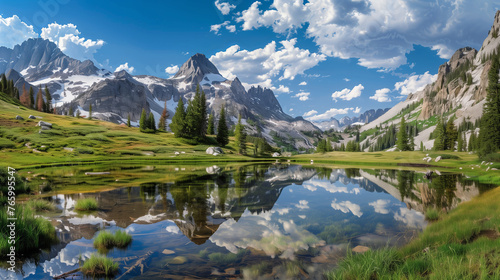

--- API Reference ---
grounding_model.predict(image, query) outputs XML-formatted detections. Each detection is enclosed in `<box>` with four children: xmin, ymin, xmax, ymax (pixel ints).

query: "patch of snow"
<box><xmin>177</xmin><ymin>81</ymin><xmax>188</xmax><ymax>91</ymax></box>
<box><xmin>20</xmin><ymin>65</ymin><xmax>36</xmax><ymax>76</ymax></box>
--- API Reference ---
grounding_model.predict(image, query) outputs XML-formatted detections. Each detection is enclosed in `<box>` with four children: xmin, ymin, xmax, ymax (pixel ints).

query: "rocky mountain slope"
<box><xmin>359</xmin><ymin>10</ymin><xmax>500</xmax><ymax>151</ymax></box>
<box><xmin>314</xmin><ymin>108</ymin><xmax>390</xmax><ymax>131</ymax></box>
<box><xmin>0</xmin><ymin>39</ymin><xmax>320</xmax><ymax>149</ymax></box>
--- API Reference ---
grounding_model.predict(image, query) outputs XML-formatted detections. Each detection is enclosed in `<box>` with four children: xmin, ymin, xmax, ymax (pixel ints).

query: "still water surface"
<box><xmin>4</xmin><ymin>164</ymin><xmax>493</xmax><ymax>279</ymax></box>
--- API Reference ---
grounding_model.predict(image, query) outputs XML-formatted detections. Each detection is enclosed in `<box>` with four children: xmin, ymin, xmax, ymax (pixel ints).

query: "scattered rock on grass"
<box><xmin>272</xmin><ymin>152</ymin><xmax>280</xmax><ymax>157</ymax></box>
<box><xmin>435</xmin><ymin>156</ymin><xmax>442</xmax><ymax>162</ymax></box>
<box><xmin>206</xmin><ymin>147</ymin><xmax>224</xmax><ymax>155</ymax></box>
<box><xmin>15</xmin><ymin>115</ymin><xmax>24</xmax><ymax>120</ymax></box>
<box><xmin>28</xmin><ymin>115</ymin><xmax>36</xmax><ymax>119</ymax></box>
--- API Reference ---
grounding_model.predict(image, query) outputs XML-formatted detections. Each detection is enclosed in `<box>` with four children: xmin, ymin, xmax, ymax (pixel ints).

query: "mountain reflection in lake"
<box><xmin>7</xmin><ymin>164</ymin><xmax>494</xmax><ymax>279</ymax></box>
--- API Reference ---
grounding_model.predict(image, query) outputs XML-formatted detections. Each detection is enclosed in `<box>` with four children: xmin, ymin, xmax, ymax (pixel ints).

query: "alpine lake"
<box><xmin>2</xmin><ymin>163</ymin><xmax>495</xmax><ymax>279</ymax></box>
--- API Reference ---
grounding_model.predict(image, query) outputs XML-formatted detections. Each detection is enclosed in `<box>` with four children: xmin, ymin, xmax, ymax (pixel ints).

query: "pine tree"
<box><xmin>76</xmin><ymin>109</ymin><xmax>80</xmax><ymax>119</ymax></box>
<box><xmin>207</xmin><ymin>113</ymin><xmax>215</xmax><ymax>135</ymax></box>
<box><xmin>170</xmin><ymin>99</ymin><xmax>186</xmax><ymax>137</ymax></box>
<box><xmin>317</xmin><ymin>138</ymin><xmax>326</xmax><ymax>153</ymax></box>
<box><xmin>198</xmin><ymin>90</ymin><xmax>207</xmax><ymax>138</ymax></box>
<box><xmin>462</xmin><ymin>132</ymin><xmax>467</xmax><ymax>152</ymax></box>
<box><xmin>0</xmin><ymin>74</ymin><xmax>7</xmax><ymax>93</ymax></box>
<box><xmin>88</xmin><ymin>104</ymin><xmax>92</xmax><ymax>120</ymax></box>
<box><xmin>468</xmin><ymin>132</ymin><xmax>475</xmax><ymax>152</ymax></box>
<box><xmin>397</xmin><ymin>116</ymin><xmax>410</xmax><ymax>151</ymax></box>
<box><xmin>445</xmin><ymin>117</ymin><xmax>458</xmax><ymax>150</ymax></box>
<box><xmin>19</xmin><ymin>84</ymin><xmax>30</xmax><ymax>107</ymax></box>
<box><xmin>139</xmin><ymin>108</ymin><xmax>147</xmax><ymax>132</ymax></box>
<box><xmin>69</xmin><ymin>106</ymin><xmax>74</xmax><ymax>117</ymax></box>
<box><xmin>457</xmin><ymin>132</ymin><xmax>464</xmax><ymax>152</ymax></box>
<box><xmin>234</xmin><ymin>115</ymin><xmax>246</xmax><ymax>154</ymax></box>
<box><xmin>158</xmin><ymin>100</ymin><xmax>168</xmax><ymax>132</ymax></box>
<box><xmin>433</xmin><ymin>116</ymin><xmax>446</xmax><ymax>151</ymax></box>
<box><xmin>420</xmin><ymin>141</ymin><xmax>424</xmax><ymax>151</ymax></box>
<box><xmin>216</xmin><ymin>105</ymin><xmax>229</xmax><ymax>146</ymax></box>
<box><xmin>36</xmin><ymin>88</ymin><xmax>45</xmax><ymax>111</ymax></box>
<box><xmin>478</xmin><ymin>53</ymin><xmax>500</xmax><ymax>157</ymax></box>
<box><xmin>148</xmin><ymin>112</ymin><xmax>156</xmax><ymax>132</ymax></box>
<box><xmin>29</xmin><ymin>87</ymin><xmax>34</xmax><ymax>109</ymax></box>
<box><xmin>127</xmin><ymin>114</ymin><xmax>131</xmax><ymax>127</ymax></box>
<box><xmin>44</xmin><ymin>86</ymin><xmax>52</xmax><ymax>113</ymax></box>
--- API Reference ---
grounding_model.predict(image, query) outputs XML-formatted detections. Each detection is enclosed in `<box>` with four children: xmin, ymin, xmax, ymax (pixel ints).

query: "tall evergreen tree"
<box><xmin>207</xmin><ymin>113</ymin><xmax>215</xmax><ymax>135</ymax></box>
<box><xmin>462</xmin><ymin>132</ymin><xmax>467</xmax><ymax>152</ymax></box>
<box><xmin>317</xmin><ymin>138</ymin><xmax>326</xmax><ymax>153</ymax></box>
<box><xmin>158</xmin><ymin>100</ymin><xmax>168</xmax><ymax>132</ymax></box>
<box><xmin>76</xmin><ymin>109</ymin><xmax>80</xmax><ymax>119</ymax></box>
<box><xmin>198</xmin><ymin>90</ymin><xmax>207</xmax><ymax>137</ymax></box>
<box><xmin>445</xmin><ymin>117</ymin><xmax>458</xmax><ymax>150</ymax></box>
<box><xmin>36</xmin><ymin>88</ymin><xmax>45</xmax><ymax>112</ymax></box>
<box><xmin>397</xmin><ymin>116</ymin><xmax>410</xmax><ymax>151</ymax></box>
<box><xmin>457</xmin><ymin>132</ymin><xmax>463</xmax><ymax>152</ymax></box>
<box><xmin>29</xmin><ymin>87</ymin><xmax>34</xmax><ymax>109</ymax></box>
<box><xmin>127</xmin><ymin>114</ymin><xmax>131</xmax><ymax>127</ymax></box>
<box><xmin>170</xmin><ymin>99</ymin><xmax>186</xmax><ymax>137</ymax></box>
<box><xmin>433</xmin><ymin>116</ymin><xmax>446</xmax><ymax>151</ymax></box>
<box><xmin>19</xmin><ymin>84</ymin><xmax>30</xmax><ymax>108</ymax></box>
<box><xmin>139</xmin><ymin>108</ymin><xmax>147</xmax><ymax>132</ymax></box>
<box><xmin>234</xmin><ymin>115</ymin><xmax>247</xmax><ymax>154</ymax></box>
<box><xmin>148</xmin><ymin>112</ymin><xmax>156</xmax><ymax>132</ymax></box>
<box><xmin>69</xmin><ymin>106</ymin><xmax>74</xmax><ymax>117</ymax></box>
<box><xmin>44</xmin><ymin>86</ymin><xmax>52</xmax><ymax>113</ymax></box>
<box><xmin>468</xmin><ymin>132</ymin><xmax>476</xmax><ymax>152</ymax></box>
<box><xmin>216</xmin><ymin>105</ymin><xmax>229</xmax><ymax>146</ymax></box>
<box><xmin>88</xmin><ymin>104</ymin><xmax>92</xmax><ymax>120</ymax></box>
<box><xmin>478</xmin><ymin>53</ymin><xmax>500</xmax><ymax>157</ymax></box>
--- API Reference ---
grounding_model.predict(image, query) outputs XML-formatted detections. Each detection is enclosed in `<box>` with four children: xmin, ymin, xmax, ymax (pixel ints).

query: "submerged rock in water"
<box><xmin>352</xmin><ymin>245</ymin><xmax>370</xmax><ymax>253</ymax></box>
<box><xmin>169</xmin><ymin>256</ymin><xmax>187</xmax><ymax>265</ymax></box>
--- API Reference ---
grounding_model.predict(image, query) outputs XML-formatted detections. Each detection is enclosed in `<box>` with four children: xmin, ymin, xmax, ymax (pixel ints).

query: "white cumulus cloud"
<box><xmin>369</xmin><ymin>199</ymin><xmax>391</xmax><ymax>214</ymax></box>
<box><xmin>210</xmin><ymin>39</ymin><xmax>326</xmax><ymax>89</ymax></box>
<box><xmin>211</xmin><ymin>21</ymin><xmax>236</xmax><ymax>35</ymax></box>
<box><xmin>165</xmin><ymin>65</ymin><xmax>179</xmax><ymax>75</ymax></box>
<box><xmin>303</xmin><ymin>110</ymin><xmax>317</xmax><ymax>117</ymax></box>
<box><xmin>299</xmin><ymin>81</ymin><xmax>307</xmax><ymax>86</ymax></box>
<box><xmin>331</xmin><ymin>84</ymin><xmax>364</xmax><ymax>102</ymax></box>
<box><xmin>273</xmin><ymin>84</ymin><xmax>291</xmax><ymax>93</ymax></box>
<box><xmin>236</xmin><ymin>0</ymin><xmax>496</xmax><ymax>69</ymax></box>
<box><xmin>304</xmin><ymin>107</ymin><xmax>352</xmax><ymax>122</ymax></box>
<box><xmin>331</xmin><ymin>199</ymin><xmax>363</xmax><ymax>218</ymax></box>
<box><xmin>41</xmin><ymin>22</ymin><xmax>104</xmax><ymax>62</ymax></box>
<box><xmin>370</xmin><ymin>88</ymin><xmax>392</xmax><ymax>102</ymax></box>
<box><xmin>115</xmin><ymin>62</ymin><xmax>135</xmax><ymax>74</ymax></box>
<box><xmin>215</xmin><ymin>0</ymin><xmax>236</xmax><ymax>15</ymax></box>
<box><xmin>293</xmin><ymin>91</ymin><xmax>310</xmax><ymax>101</ymax></box>
<box><xmin>0</xmin><ymin>15</ymin><xmax>38</xmax><ymax>48</ymax></box>
<box><xmin>354</xmin><ymin>107</ymin><xmax>361</xmax><ymax>114</ymax></box>
<box><xmin>395</xmin><ymin>71</ymin><xmax>437</xmax><ymax>95</ymax></box>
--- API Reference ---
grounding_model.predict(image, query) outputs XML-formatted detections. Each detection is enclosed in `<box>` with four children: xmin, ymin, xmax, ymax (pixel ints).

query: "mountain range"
<box><xmin>0</xmin><ymin>39</ymin><xmax>325</xmax><ymax>149</ymax></box>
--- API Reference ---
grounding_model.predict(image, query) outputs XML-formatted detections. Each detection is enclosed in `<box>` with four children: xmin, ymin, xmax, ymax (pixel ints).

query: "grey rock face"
<box><xmin>174</xmin><ymin>53</ymin><xmax>221</xmax><ymax>84</ymax></box>
<box><xmin>15</xmin><ymin>115</ymin><xmax>24</xmax><ymax>120</ymax></box>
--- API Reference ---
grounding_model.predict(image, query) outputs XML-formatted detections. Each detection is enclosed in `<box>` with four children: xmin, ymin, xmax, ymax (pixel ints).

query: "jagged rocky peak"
<box><xmin>173</xmin><ymin>53</ymin><xmax>222</xmax><ymax>84</ymax></box>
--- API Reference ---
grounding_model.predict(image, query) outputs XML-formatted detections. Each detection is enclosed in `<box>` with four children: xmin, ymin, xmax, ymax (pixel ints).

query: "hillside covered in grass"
<box><xmin>0</xmin><ymin>92</ymin><xmax>273</xmax><ymax>169</ymax></box>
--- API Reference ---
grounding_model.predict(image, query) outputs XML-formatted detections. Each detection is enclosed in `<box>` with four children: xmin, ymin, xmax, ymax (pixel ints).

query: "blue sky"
<box><xmin>0</xmin><ymin>0</ymin><xmax>498</xmax><ymax>121</ymax></box>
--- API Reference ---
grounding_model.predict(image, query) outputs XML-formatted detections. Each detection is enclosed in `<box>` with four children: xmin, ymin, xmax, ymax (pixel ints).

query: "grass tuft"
<box><xmin>80</xmin><ymin>254</ymin><xmax>119</xmax><ymax>277</ymax></box>
<box><xmin>424</xmin><ymin>207</ymin><xmax>441</xmax><ymax>221</ymax></box>
<box><xmin>93</xmin><ymin>230</ymin><xmax>132</xmax><ymax>251</ymax></box>
<box><xmin>26</xmin><ymin>199</ymin><xmax>56</xmax><ymax>212</ymax></box>
<box><xmin>74</xmin><ymin>198</ymin><xmax>98</xmax><ymax>211</ymax></box>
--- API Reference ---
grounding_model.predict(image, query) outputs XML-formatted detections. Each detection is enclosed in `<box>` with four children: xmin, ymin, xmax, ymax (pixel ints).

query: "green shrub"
<box><xmin>425</xmin><ymin>207</ymin><xmax>441</xmax><ymax>221</ymax></box>
<box><xmin>481</xmin><ymin>153</ymin><xmax>500</xmax><ymax>162</ymax></box>
<box><xmin>76</xmin><ymin>147</ymin><xmax>94</xmax><ymax>154</ymax></box>
<box><xmin>74</xmin><ymin>198</ymin><xmax>98</xmax><ymax>211</ymax></box>
<box><xmin>0</xmin><ymin>138</ymin><xmax>15</xmax><ymax>149</ymax></box>
<box><xmin>0</xmin><ymin>206</ymin><xmax>57</xmax><ymax>256</ymax></box>
<box><xmin>80</xmin><ymin>254</ymin><xmax>119</xmax><ymax>277</ymax></box>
